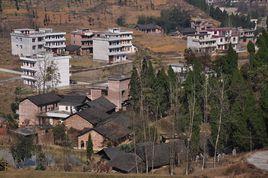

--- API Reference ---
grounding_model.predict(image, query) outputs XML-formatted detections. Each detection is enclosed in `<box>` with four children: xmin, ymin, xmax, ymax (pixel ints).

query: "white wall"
<box><xmin>93</xmin><ymin>39</ymin><xmax>109</xmax><ymax>61</ymax></box>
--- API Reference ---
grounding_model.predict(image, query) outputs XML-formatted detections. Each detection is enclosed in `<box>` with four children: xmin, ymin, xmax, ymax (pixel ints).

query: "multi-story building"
<box><xmin>187</xmin><ymin>28</ymin><xmax>239</xmax><ymax>53</ymax></box>
<box><xmin>20</xmin><ymin>52</ymin><xmax>71</xmax><ymax>88</ymax></box>
<box><xmin>70</xmin><ymin>29</ymin><xmax>98</xmax><ymax>54</ymax></box>
<box><xmin>11</xmin><ymin>28</ymin><xmax>66</xmax><ymax>57</ymax></box>
<box><xmin>40</xmin><ymin>28</ymin><xmax>66</xmax><ymax>54</ymax></box>
<box><xmin>190</xmin><ymin>18</ymin><xmax>214</xmax><ymax>32</ymax></box>
<box><xmin>93</xmin><ymin>28</ymin><xmax>136</xmax><ymax>63</ymax></box>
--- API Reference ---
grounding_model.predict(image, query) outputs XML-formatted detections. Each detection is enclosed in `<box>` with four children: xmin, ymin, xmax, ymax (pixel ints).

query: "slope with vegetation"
<box><xmin>128</xmin><ymin>30</ymin><xmax>268</xmax><ymax>173</ymax></box>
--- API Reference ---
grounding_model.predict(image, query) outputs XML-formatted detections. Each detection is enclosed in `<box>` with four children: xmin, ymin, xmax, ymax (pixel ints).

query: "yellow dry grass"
<box><xmin>133</xmin><ymin>31</ymin><xmax>186</xmax><ymax>54</ymax></box>
<box><xmin>0</xmin><ymin>170</ymin><xmax>182</xmax><ymax>178</ymax></box>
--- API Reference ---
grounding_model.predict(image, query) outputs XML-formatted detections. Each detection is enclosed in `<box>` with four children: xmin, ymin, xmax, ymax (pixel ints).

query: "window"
<box><xmin>122</xmin><ymin>90</ymin><xmax>125</xmax><ymax>97</ymax></box>
<box><xmin>65</xmin><ymin>106</ymin><xmax>68</xmax><ymax>110</ymax></box>
<box><xmin>32</xmin><ymin>38</ymin><xmax>36</xmax><ymax>42</ymax></box>
<box><xmin>32</xmin><ymin>46</ymin><xmax>36</xmax><ymax>50</ymax></box>
<box><xmin>81</xmin><ymin>141</ymin><xmax>85</xmax><ymax>148</ymax></box>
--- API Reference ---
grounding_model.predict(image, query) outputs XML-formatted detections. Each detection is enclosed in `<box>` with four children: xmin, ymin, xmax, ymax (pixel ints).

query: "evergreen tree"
<box><xmin>86</xmin><ymin>134</ymin><xmax>93</xmax><ymax>159</ymax></box>
<box><xmin>260</xmin><ymin>85</ymin><xmax>268</xmax><ymax>136</ymax></box>
<box><xmin>11</xmin><ymin>136</ymin><xmax>35</xmax><ymax>163</ymax></box>
<box><xmin>167</xmin><ymin>65</ymin><xmax>177</xmax><ymax>89</ymax></box>
<box><xmin>247</xmin><ymin>41</ymin><xmax>255</xmax><ymax>65</ymax></box>
<box><xmin>0</xmin><ymin>0</ymin><xmax>2</xmax><ymax>13</ymax></box>
<box><xmin>129</xmin><ymin>66</ymin><xmax>141</xmax><ymax>112</ymax></box>
<box><xmin>153</xmin><ymin>68</ymin><xmax>170</xmax><ymax>117</ymax></box>
<box><xmin>228</xmin><ymin>70</ymin><xmax>267</xmax><ymax>150</ymax></box>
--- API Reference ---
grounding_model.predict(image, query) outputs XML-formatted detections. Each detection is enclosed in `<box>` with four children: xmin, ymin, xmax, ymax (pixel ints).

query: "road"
<box><xmin>247</xmin><ymin>151</ymin><xmax>268</xmax><ymax>171</ymax></box>
<box><xmin>0</xmin><ymin>68</ymin><xmax>22</xmax><ymax>75</ymax></box>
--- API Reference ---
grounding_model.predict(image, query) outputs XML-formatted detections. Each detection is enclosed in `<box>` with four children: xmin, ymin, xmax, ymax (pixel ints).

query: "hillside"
<box><xmin>0</xmin><ymin>0</ymin><xmax>218</xmax><ymax>35</ymax></box>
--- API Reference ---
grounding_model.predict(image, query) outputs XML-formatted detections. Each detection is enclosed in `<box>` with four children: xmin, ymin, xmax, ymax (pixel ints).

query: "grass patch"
<box><xmin>0</xmin><ymin>171</ymin><xmax>183</xmax><ymax>178</ymax></box>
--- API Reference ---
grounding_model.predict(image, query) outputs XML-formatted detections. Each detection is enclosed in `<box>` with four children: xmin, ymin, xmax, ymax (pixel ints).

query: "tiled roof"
<box><xmin>59</xmin><ymin>95</ymin><xmax>89</xmax><ymax>106</ymax></box>
<box><xmin>27</xmin><ymin>93</ymin><xmax>61</xmax><ymax>107</ymax></box>
<box><xmin>77</xmin><ymin>107</ymin><xmax>110</xmax><ymax>126</ymax></box>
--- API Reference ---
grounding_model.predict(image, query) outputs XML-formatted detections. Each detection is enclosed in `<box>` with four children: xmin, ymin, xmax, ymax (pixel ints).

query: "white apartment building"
<box><xmin>187</xmin><ymin>28</ymin><xmax>239</xmax><ymax>53</ymax></box>
<box><xmin>11</xmin><ymin>28</ymin><xmax>66</xmax><ymax>57</ymax></box>
<box><xmin>40</xmin><ymin>28</ymin><xmax>66</xmax><ymax>54</ymax></box>
<box><xmin>93</xmin><ymin>28</ymin><xmax>136</xmax><ymax>63</ymax></box>
<box><xmin>21</xmin><ymin>52</ymin><xmax>71</xmax><ymax>89</ymax></box>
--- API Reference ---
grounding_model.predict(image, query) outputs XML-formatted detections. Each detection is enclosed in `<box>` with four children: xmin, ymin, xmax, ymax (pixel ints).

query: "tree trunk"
<box><xmin>213</xmin><ymin>78</ymin><xmax>225</xmax><ymax>168</ymax></box>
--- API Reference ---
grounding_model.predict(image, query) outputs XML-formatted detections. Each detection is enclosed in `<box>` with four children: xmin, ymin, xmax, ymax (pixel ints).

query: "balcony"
<box><xmin>44</xmin><ymin>37</ymin><xmax>66</xmax><ymax>42</ymax></box>
<box><xmin>21</xmin><ymin>74</ymin><xmax>36</xmax><ymax>80</ymax></box>
<box><xmin>21</xmin><ymin>65</ymin><xmax>37</xmax><ymax>71</ymax></box>
<box><xmin>44</xmin><ymin>44</ymin><xmax>66</xmax><ymax>49</ymax></box>
<box><xmin>108</xmin><ymin>44</ymin><xmax>122</xmax><ymax>49</ymax></box>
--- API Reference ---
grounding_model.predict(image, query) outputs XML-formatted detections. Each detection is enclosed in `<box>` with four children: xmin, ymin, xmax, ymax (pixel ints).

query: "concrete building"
<box><xmin>20</xmin><ymin>52</ymin><xmax>71</xmax><ymax>88</ymax></box>
<box><xmin>93</xmin><ymin>28</ymin><xmax>136</xmax><ymax>63</ymax></box>
<box><xmin>11</xmin><ymin>28</ymin><xmax>66</xmax><ymax>57</ymax></box>
<box><xmin>136</xmin><ymin>24</ymin><xmax>164</xmax><ymax>34</ymax></box>
<box><xmin>87</xmin><ymin>75</ymin><xmax>130</xmax><ymax>110</ymax></box>
<box><xmin>70</xmin><ymin>29</ymin><xmax>98</xmax><ymax>54</ymax></box>
<box><xmin>187</xmin><ymin>27</ymin><xmax>239</xmax><ymax>53</ymax></box>
<box><xmin>190</xmin><ymin>18</ymin><xmax>214</xmax><ymax>32</ymax></box>
<box><xmin>41</xmin><ymin>28</ymin><xmax>66</xmax><ymax>54</ymax></box>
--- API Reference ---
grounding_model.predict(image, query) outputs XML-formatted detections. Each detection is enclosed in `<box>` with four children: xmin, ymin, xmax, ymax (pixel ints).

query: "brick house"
<box><xmin>64</xmin><ymin>96</ymin><xmax>116</xmax><ymax>131</ymax></box>
<box><xmin>136</xmin><ymin>24</ymin><xmax>164</xmax><ymax>34</ymax></box>
<box><xmin>88</xmin><ymin>75</ymin><xmax>130</xmax><ymax>111</ymax></box>
<box><xmin>77</xmin><ymin>113</ymin><xmax>131</xmax><ymax>151</ymax></box>
<box><xmin>19</xmin><ymin>93</ymin><xmax>62</xmax><ymax>127</ymax></box>
<box><xmin>64</xmin><ymin>107</ymin><xmax>110</xmax><ymax>131</ymax></box>
<box><xmin>70</xmin><ymin>29</ymin><xmax>98</xmax><ymax>54</ymax></box>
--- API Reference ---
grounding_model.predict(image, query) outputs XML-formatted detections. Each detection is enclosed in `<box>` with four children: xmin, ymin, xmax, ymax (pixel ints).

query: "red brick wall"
<box><xmin>78</xmin><ymin>130</ymin><xmax>105</xmax><ymax>151</ymax></box>
<box><xmin>107</xmin><ymin>78</ymin><xmax>130</xmax><ymax>110</ymax></box>
<box><xmin>90</xmin><ymin>89</ymin><xmax>103</xmax><ymax>100</ymax></box>
<box><xmin>19</xmin><ymin>99</ymin><xmax>59</xmax><ymax>127</ymax></box>
<box><xmin>71</xmin><ymin>34</ymin><xmax>82</xmax><ymax>46</ymax></box>
<box><xmin>36</xmin><ymin>128</ymin><xmax>54</xmax><ymax>145</ymax></box>
<box><xmin>19</xmin><ymin>99</ymin><xmax>39</xmax><ymax>126</ymax></box>
<box><xmin>64</xmin><ymin>114</ymin><xmax>93</xmax><ymax>131</ymax></box>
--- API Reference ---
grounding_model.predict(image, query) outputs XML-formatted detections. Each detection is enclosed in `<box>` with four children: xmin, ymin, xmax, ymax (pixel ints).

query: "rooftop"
<box><xmin>25</xmin><ymin>93</ymin><xmax>62</xmax><ymax>107</ymax></box>
<box><xmin>108</xmin><ymin>75</ymin><xmax>130</xmax><ymax>81</ymax></box>
<box><xmin>76</xmin><ymin>107</ymin><xmax>110</xmax><ymax>126</ymax></box>
<box><xmin>59</xmin><ymin>95</ymin><xmax>89</xmax><ymax>107</ymax></box>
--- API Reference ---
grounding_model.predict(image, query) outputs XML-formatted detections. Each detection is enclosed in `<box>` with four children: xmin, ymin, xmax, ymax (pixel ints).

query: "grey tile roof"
<box><xmin>59</xmin><ymin>95</ymin><xmax>89</xmax><ymax>106</ymax></box>
<box><xmin>86</xmin><ymin>96</ymin><xmax>116</xmax><ymax>113</ymax></box>
<box><xmin>26</xmin><ymin>93</ymin><xmax>62</xmax><ymax>107</ymax></box>
<box><xmin>77</xmin><ymin>107</ymin><xmax>110</xmax><ymax>126</ymax></box>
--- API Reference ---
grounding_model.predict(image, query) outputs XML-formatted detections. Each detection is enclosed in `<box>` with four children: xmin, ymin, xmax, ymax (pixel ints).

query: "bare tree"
<box><xmin>36</xmin><ymin>53</ymin><xmax>60</xmax><ymax>93</ymax></box>
<box><xmin>185</xmin><ymin>78</ymin><xmax>196</xmax><ymax>175</ymax></box>
<box><xmin>213</xmin><ymin>76</ymin><xmax>225</xmax><ymax>168</ymax></box>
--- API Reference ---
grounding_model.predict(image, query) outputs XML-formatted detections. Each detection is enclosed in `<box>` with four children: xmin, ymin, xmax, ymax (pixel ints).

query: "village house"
<box><xmin>98</xmin><ymin>140</ymin><xmax>186</xmax><ymax>173</ymax></box>
<box><xmin>136</xmin><ymin>24</ymin><xmax>164</xmax><ymax>34</ymax></box>
<box><xmin>19</xmin><ymin>93</ymin><xmax>91</xmax><ymax>127</ymax></box>
<box><xmin>187</xmin><ymin>27</ymin><xmax>239</xmax><ymax>53</ymax></box>
<box><xmin>20</xmin><ymin>52</ymin><xmax>71</xmax><ymax>88</ymax></box>
<box><xmin>87</xmin><ymin>75</ymin><xmax>130</xmax><ymax>111</ymax></box>
<box><xmin>64</xmin><ymin>96</ymin><xmax>116</xmax><ymax>131</ymax></box>
<box><xmin>170</xmin><ymin>63</ymin><xmax>193</xmax><ymax>82</ymax></box>
<box><xmin>19</xmin><ymin>93</ymin><xmax>62</xmax><ymax>127</ymax></box>
<box><xmin>93</xmin><ymin>28</ymin><xmax>136</xmax><ymax>63</ymax></box>
<box><xmin>58</xmin><ymin>95</ymin><xmax>90</xmax><ymax>114</ymax></box>
<box><xmin>64</xmin><ymin>106</ymin><xmax>111</xmax><ymax>131</ymax></box>
<box><xmin>11</xmin><ymin>28</ymin><xmax>66</xmax><ymax>57</ymax></box>
<box><xmin>77</xmin><ymin>112</ymin><xmax>131</xmax><ymax>151</ymax></box>
<box><xmin>11</xmin><ymin>126</ymin><xmax>54</xmax><ymax>146</ymax></box>
<box><xmin>70</xmin><ymin>29</ymin><xmax>99</xmax><ymax>54</ymax></box>
<box><xmin>190</xmin><ymin>18</ymin><xmax>214</xmax><ymax>32</ymax></box>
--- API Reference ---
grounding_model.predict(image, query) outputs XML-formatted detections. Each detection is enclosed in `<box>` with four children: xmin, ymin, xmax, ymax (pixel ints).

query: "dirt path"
<box><xmin>0</xmin><ymin>68</ymin><xmax>22</xmax><ymax>75</ymax></box>
<box><xmin>247</xmin><ymin>151</ymin><xmax>268</xmax><ymax>171</ymax></box>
